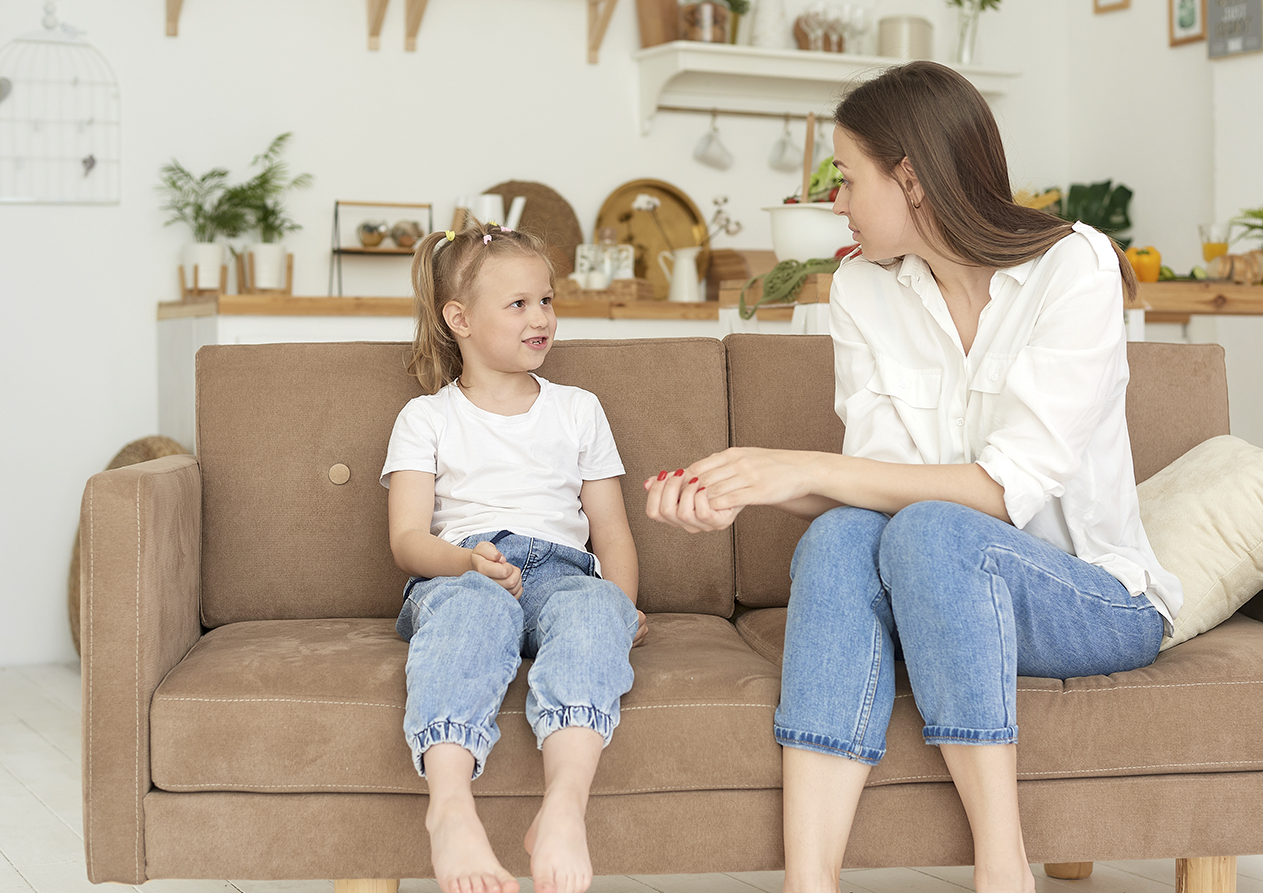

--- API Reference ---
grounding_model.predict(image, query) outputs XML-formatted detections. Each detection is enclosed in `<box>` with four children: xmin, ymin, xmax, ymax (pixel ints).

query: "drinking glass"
<box><xmin>1199</xmin><ymin>223</ymin><xmax>1230</xmax><ymax>262</ymax></box>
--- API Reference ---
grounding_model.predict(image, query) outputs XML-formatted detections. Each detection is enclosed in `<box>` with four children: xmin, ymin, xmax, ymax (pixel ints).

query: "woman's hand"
<box><xmin>645</xmin><ymin>448</ymin><xmax>817</xmax><ymax>533</ymax></box>
<box><xmin>470</xmin><ymin>541</ymin><xmax>523</xmax><ymax>598</ymax></box>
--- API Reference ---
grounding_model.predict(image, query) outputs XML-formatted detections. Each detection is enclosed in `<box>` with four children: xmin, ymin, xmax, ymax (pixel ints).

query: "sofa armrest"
<box><xmin>80</xmin><ymin>453</ymin><xmax>203</xmax><ymax>884</ymax></box>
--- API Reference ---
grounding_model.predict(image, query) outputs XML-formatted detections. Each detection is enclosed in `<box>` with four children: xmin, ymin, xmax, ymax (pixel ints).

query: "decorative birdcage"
<box><xmin>0</xmin><ymin>2</ymin><xmax>120</xmax><ymax>204</ymax></box>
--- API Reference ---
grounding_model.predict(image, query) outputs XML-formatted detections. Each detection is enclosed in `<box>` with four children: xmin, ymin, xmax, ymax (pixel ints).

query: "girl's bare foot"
<box><xmin>427</xmin><ymin>796</ymin><xmax>520</xmax><ymax>893</ymax></box>
<box><xmin>524</xmin><ymin>790</ymin><xmax>593</xmax><ymax>893</ymax></box>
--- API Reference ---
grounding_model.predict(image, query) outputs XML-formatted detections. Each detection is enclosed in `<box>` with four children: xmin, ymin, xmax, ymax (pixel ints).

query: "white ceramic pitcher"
<box><xmin>658</xmin><ymin>246</ymin><xmax>704</xmax><ymax>303</ymax></box>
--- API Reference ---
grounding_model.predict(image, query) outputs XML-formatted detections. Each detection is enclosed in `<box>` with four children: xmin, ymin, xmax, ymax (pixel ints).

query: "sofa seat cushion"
<box><xmin>151</xmin><ymin>613</ymin><xmax>782</xmax><ymax>796</ymax></box>
<box><xmin>735</xmin><ymin>607</ymin><xmax>1263</xmax><ymax>786</ymax></box>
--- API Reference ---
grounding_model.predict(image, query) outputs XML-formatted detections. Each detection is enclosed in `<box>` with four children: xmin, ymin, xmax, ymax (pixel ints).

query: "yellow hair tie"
<box><xmin>444</xmin><ymin>230</ymin><xmax>455</xmax><ymax>241</ymax></box>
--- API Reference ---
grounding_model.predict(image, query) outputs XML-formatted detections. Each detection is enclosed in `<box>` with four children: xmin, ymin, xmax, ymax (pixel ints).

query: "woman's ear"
<box><xmin>898</xmin><ymin>157</ymin><xmax>925</xmax><ymax>209</ymax></box>
<box><xmin>442</xmin><ymin>301</ymin><xmax>471</xmax><ymax>339</ymax></box>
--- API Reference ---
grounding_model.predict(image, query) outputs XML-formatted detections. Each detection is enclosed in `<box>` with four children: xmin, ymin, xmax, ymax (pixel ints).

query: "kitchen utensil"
<box><xmin>659</xmin><ymin>246</ymin><xmax>704</xmax><ymax>302</ymax></box>
<box><xmin>595</xmin><ymin>178</ymin><xmax>710</xmax><ymax>299</ymax></box>
<box><xmin>482</xmin><ymin>181</ymin><xmax>585</xmax><ymax>277</ymax></box>
<box><xmin>801</xmin><ymin>112</ymin><xmax>816</xmax><ymax>202</ymax></box>
<box><xmin>764</xmin><ymin>204</ymin><xmax>853</xmax><ymax>262</ymax></box>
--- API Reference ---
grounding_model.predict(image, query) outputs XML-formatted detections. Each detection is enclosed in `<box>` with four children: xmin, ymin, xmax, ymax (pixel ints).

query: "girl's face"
<box><xmin>458</xmin><ymin>253</ymin><xmax>556</xmax><ymax>376</ymax></box>
<box><xmin>831</xmin><ymin>126</ymin><xmax>922</xmax><ymax>262</ymax></box>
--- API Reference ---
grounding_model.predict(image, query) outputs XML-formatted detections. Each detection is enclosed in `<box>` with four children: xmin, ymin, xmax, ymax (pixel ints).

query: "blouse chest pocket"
<box><xmin>968</xmin><ymin>353</ymin><xmax>1016</xmax><ymax>396</ymax></box>
<box><xmin>867</xmin><ymin>353</ymin><xmax>943</xmax><ymax>409</ymax></box>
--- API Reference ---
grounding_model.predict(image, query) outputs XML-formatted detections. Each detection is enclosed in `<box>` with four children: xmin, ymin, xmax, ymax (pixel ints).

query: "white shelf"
<box><xmin>633</xmin><ymin>41</ymin><xmax>1018</xmax><ymax>134</ymax></box>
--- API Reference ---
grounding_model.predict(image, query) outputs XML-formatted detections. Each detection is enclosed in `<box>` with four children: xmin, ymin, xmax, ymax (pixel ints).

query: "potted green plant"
<box><xmin>235</xmin><ymin>133</ymin><xmax>314</xmax><ymax>291</ymax></box>
<box><xmin>156</xmin><ymin>159</ymin><xmax>250</xmax><ymax>295</ymax></box>
<box><xmin>1230</xmin><ymin>206</ymin><xmax>1263</xmax><ymax>248</ymax></box>
<box><xmin>679</xmin><ymin>0</ymin><xmax>749</xmax><ymax>43</ymax></box>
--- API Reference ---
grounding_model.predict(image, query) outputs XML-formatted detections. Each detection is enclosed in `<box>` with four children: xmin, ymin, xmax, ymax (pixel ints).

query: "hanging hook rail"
<box><xmin>656</xmin><ymin>105</ymin><xmax>827</xmax><ymax>122</ymax></box>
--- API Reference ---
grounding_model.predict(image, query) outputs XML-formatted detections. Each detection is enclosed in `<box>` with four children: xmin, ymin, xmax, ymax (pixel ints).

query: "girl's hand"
<box><xmin>632</xmin><ymin>610</ymin><xmax>648</xmax><ymax>647</ymax></box>
<box><xmin>470</xmin><ymin>541</ymin><xmax>523</xmax><ymax>598</ymax></box>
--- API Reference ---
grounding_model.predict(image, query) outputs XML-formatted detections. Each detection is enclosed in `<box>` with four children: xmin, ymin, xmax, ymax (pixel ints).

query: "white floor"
<box><xmin>2</xmin><ymin>663</ymin><xmax>1261</xmax><ymax>893</ymax></box>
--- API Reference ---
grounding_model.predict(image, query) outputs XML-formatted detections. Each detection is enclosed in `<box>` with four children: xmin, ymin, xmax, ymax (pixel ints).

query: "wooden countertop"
<box><xmin>158</xmin><ymin>281</ymin><xmax>1263</xmax><ymax>322</ymax></box>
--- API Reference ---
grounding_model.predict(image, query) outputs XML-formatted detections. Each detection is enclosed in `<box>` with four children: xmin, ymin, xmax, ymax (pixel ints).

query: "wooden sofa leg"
<box><xmin>1044</xmin><ymin>862</ymin><xmax>1093</xmax><ymax>879</ymax></box>
<box><xmin>1177</xmin><ymin>856</ymin><xmax>1237</xmax><ymax>893</ymax></box>
<box><xmin>334</xmin><ymin>881</ymin><xmax>400</xmax><ymax>893</ymax></box>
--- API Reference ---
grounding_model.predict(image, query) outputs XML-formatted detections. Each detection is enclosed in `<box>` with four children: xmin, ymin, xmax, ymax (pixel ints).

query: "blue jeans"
<box><xmin>397</xmin><ymin>531</ymin><xmax>639</xmax><ymax>779</ymax></box>
<box><xmin>774</xmin><ymin>502</ymin><xmax>1164</xmax><ymax>764</ymax></box>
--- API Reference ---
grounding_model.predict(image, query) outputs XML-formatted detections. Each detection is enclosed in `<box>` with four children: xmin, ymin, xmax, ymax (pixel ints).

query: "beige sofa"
<box><xmin>80</xmin><ymin>335</ymin><xmax>1263</xmax><ymax>893</ymax></box>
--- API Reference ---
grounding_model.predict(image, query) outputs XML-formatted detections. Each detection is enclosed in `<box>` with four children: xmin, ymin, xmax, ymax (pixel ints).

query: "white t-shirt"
<box><xmin>830</xmin><ymin>222</ymin><xmax>1183</xmax><ymax>629</ymax></box>
<box><xmin>380</xmin><ymin>374</ymin><xmax>625</xmax><ymax>555</ymax></box>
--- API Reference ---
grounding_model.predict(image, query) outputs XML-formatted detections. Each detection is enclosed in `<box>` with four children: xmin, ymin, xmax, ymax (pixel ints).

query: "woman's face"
<box><xmin>831</xmin><ymin>126</ymin><xmax>920</xmax><ymax>262</ymax></box>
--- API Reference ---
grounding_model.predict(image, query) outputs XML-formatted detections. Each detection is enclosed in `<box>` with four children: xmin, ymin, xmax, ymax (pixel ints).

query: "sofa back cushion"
<box><xmin>724</xmin><ymin>336</ymin><xmax>1230</xmax><ymax>609</ymax></box>
<box><xmin>197</xmin><ymin>338</ymin><xmax>734</xmax><ymax>627</ymax></box>
<box><xmin>726</xmin><ymin>334</ymin><xmax>842</xmax><ymax>608</ymax></box>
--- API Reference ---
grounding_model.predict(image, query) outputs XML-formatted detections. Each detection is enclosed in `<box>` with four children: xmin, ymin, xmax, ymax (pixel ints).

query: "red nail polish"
<box><xmin>657</xmin><ymin>470</ymin><xmax>668</xmax><ymax>481</ymax></box>
<box><xmin>688</xmin><ymin>477</ymin><xmax>698</xmax><ymax>484</ymax></box>
<box><xmin>674</xmin><ymin>468</ymin><xmax>684</xmax><ymax>476</ymax></box>
<box><xmin>698</xmin><ymin>486</ymin><xmax>706</xmax><ymax>491</ymax></box>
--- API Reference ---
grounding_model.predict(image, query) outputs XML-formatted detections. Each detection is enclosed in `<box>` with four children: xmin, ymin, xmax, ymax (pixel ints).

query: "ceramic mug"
<box><xmin>466</xmin><ymin>194</ymin><xmax>505</xmax><ymax>226</ymax></box>
<box><xmin>769</xmin><ymin>129</ymin><xmax>803</xmax><ymax>172</ymax></box>
<box><xmin>694</xmin><ymin>124</ymin><xmax>734</xmax><ymax>170</ymax></box>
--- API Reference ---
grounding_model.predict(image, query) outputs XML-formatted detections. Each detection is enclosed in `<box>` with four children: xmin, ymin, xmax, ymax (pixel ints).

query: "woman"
<box><xmin>644</xmin><ymin>61</ymin><xmax>1181</xmax><ymax>893</ymax></box>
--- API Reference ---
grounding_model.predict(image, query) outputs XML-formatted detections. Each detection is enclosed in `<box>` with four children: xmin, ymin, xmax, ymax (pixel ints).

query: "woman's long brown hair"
<box><xmin>834</xmin><ymin>61</ymin><xmax>1137</xmax><ymax>302</ymax></box>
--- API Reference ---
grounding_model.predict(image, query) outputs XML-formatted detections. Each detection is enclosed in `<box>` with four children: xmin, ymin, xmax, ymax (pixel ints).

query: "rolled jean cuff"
<box><xmin>922</xmin><ymin>724</ymin><xmax>1018</xmax><ymax>747</ymax></box>
<box><xmin>774</xmin><ymin>724</ymin><xmax>885</xmax><ymax>766</ymax></box>
<box><xmin>533</xmin><ymin>705</ymin><xmax>617</xmax><ymax>749</ymax></box>
<box><xmin>409</xmin><ymin>720</ymin><xmax>495</xmax><ymax>780</ymax></box>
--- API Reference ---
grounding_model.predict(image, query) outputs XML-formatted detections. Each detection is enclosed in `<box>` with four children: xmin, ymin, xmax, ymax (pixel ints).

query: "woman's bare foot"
<box><xmin>524</xmin><ymin>790</ymin><xmax>593</xmax><ymax>893</ymax></box>
<box><xmin>427</xmin><ymin>795</ymin><xmax>520</xmax><ymax>893</ymax></box>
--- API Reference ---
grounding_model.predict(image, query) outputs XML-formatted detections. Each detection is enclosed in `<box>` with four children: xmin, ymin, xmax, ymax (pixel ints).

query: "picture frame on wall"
<box><xmin>1094</xmin><ymin>0</ymin><xmax>1130</xmax><ymax>12</ymax></box>
<box><xmin>1170</xmin><ymin>0</ymin><xmax>1207</xmax><ymax>44</ymax></box>
<box><xmin>1208</xmin><ymin>0</ymin><xmax>1263</xmax><ymax>57</ymax></box>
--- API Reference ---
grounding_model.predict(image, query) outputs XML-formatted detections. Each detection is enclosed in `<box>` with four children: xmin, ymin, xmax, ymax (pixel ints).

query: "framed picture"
<box><xmin>1209</xmin><ymin>0</ymin><xmax>1263</xmax><ymax>57</ymax></box>
<box><xmin>1094</xmin><ymin>0</ymin><xmax>1130</xmax><ymax>11</ymax></box>
<box><xmin>1170</xmin><ymin>0</ymin><xmax>1207</xmax><ymax>44</ymax></box>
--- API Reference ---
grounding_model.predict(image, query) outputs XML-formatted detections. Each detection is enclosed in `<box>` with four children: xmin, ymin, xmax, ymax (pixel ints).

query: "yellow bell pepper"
<box><xmin>1125</xmin><ymin>246</ymin><xmax>1162</xmax><ymax>283</ymax></box>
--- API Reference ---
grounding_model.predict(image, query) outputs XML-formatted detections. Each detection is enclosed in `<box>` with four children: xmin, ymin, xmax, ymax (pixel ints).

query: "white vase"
<box><xmin>183</xmin><ymin>242</ymin><xmax>224</xmax><ymax>293</ymax></box>
<box><xmin>250</xmin><ymin>243</ymin><xmax>287</xmax><ymax>291</ymax></box>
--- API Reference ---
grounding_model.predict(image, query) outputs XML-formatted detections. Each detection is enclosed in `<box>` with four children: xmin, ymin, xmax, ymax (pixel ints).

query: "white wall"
<box><xmin>0</xmin><ymin>0</ymin><xmax>1248</xmax><ymax>665</ymax></box>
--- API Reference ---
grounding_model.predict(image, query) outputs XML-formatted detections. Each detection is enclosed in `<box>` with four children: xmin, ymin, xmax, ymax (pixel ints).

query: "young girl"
<box><xmin>381</xmin><ymin>221</ymin><xmax>644</xmax><ymax>893</ymax></box>
<box><xmin>647</xmin><ymin>61</ymin><xmax>1178</xmax><ymax>893</ymax></box>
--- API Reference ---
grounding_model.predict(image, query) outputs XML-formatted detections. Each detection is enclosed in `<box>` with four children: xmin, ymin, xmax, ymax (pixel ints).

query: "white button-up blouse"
<box><xmin>829</xmin><ymin>222</ymin><xmax>1182</xmax><ymax>628</ymax></box>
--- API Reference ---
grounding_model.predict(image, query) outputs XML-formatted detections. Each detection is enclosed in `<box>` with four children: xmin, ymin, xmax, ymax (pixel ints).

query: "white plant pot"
<box><xmin>763</xmin><ymin>204</ymin><xmax>853</xmax><ymax>262</ymax></box>
<box><xmin>250</xmin><ymin>243</ymin><xmax>287</xmax><ymax>290</ymax></box>
<box><xmin>183</xmin><ymin>242</ymin><xmax>224</xmax><ymax>291</ymax></box>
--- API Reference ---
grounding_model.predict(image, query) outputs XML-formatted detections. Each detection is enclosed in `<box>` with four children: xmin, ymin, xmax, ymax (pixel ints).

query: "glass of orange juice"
<box><xmin>1199</xmin><ymin>223</ymin><xmax>1230</xmax><ymax>262</ymax></box>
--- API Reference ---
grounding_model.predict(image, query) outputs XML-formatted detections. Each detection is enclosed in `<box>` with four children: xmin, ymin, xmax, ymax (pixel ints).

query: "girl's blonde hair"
<box><xmin>406</xmin><ymin>220</ymin><xmax>554</xmax><ymax>392</ymax></box>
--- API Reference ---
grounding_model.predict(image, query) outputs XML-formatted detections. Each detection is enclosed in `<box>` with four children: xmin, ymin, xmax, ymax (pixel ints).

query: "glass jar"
<box><xmin>680</xmin><ymin>2</ymin><xmax>730</xmax><ymax>43</ymax></box>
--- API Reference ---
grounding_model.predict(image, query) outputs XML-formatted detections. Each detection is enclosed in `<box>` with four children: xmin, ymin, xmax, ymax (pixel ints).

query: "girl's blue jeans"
<box><xmin>774</xmin><ymin>501</ymin><xmax>1165</xmax><ymax>764</ymax></box>
<box><xmin>396</xmin><ymin>531</ymin><xmax>639</xmax><ymax>779</ymax></box>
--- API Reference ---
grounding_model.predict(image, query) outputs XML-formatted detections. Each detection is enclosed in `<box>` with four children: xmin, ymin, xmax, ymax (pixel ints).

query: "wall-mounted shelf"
<box><xmin>165</xmin><ymin>0</ymin><xmax>183</xmax><ymax>36</ymax></box>
<box><xmin>633</xmin><ymin>41</ymin><xmax>1018</xmax><ymax>134</ymax></box>
<box><xmin>366</xmin><ymin>0</ymin><xmax>429</xmax><ymax>50</ymax></box>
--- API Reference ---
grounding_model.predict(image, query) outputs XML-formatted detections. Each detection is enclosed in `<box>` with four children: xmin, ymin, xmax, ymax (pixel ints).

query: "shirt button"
<box><xmin>955</xmin><ymin>418</ymin><xmax>965</xmax><ymax>427</ymax></box>
<box><xmin>899</xmin><ymin>379</ymin><xmax>909</xmax><ymax>389</ymax></box>
<box><xmin>989</xmin><ymin>371</ymin><xmax>999</xmax><ymax>381</ymax></box>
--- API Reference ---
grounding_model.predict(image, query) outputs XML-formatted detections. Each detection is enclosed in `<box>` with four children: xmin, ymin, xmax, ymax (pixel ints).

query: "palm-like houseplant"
<box><xmin>157</xmin><ymin>161</ymin><xmax>251</xmax><ymax>294</ymax></box>
<box><xmin>234</xmin><ymin>133</ymin><xmax>314</xmax><ymax>290</ymax></box>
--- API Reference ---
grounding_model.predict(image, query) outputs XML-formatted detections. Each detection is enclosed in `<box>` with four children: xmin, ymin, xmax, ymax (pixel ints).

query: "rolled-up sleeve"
<box><xmin>976</xmin><ymin>241</ymin><xmax>1128</xmax><ymax>529</ymax></box>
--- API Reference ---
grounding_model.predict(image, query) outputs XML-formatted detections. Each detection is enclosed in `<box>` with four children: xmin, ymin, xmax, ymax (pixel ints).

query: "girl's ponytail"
<box><xmin>406</xmin><ymin>230</ymin><xmax>462</xmax><ymax>393</ymax></box>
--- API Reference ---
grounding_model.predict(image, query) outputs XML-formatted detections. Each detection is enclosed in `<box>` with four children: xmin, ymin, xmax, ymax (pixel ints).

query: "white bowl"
<box><xmin>763</xmin><ymin>203</ymin><xmax>853</xmax><ymax>262</ymax></box>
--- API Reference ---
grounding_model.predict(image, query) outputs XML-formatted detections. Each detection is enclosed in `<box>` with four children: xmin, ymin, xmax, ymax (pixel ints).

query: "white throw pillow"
<box><xmin>1137</xmin><ymin>435</ymin><xmax>1263</xmax><ymax>650</ymax></box>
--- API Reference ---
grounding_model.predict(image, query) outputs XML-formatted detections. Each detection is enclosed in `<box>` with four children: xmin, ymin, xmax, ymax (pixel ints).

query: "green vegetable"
<box><xmin>1190</xmin><ymin>266</ymin><xmax>1207</xmax><ymax>280</ymax></box>
<box><xmin>806</xmin><ymin>156</ymin><xmax>842</xmax><ymax>202</ymax></box>
<box><xmin>1159</xmin><ymin>265</ymin><xmax>1175</xmax><ymax>281</ymax></box>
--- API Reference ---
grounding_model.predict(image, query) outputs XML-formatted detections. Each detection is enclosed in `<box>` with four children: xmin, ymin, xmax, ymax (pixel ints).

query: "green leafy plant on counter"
<box><xmin>1055</xmin><ymin>179</ymin><xmax>1133</xmax><ymax>249</ymax></box>
<box><xmin>157</xmin><ymin>161</ymin><xmax>250</xmax><ymax>244</ymax></box>
<box><xmin>717</xmin><ymin>0</ymin><xmax>750</xmax><ymax>13</ymax></box>
<box><xmin>786</xmin><ymin>156</ymin><xmax>843</xmax><ymax>203</ymax></box>
<box><xmin>234</xmin><ymin>133</ymin><xmax>314</xmax><ymax>244</ymax></box>
<box><xmin>946</xmin><ymin>0</ymin><xmax>1001</xmax><ymax>9</ymax></box>
<box><xmin>1230</xmin><ymin>206</ymin><xmax>1263</xmax><ymax>248</ymax></box>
